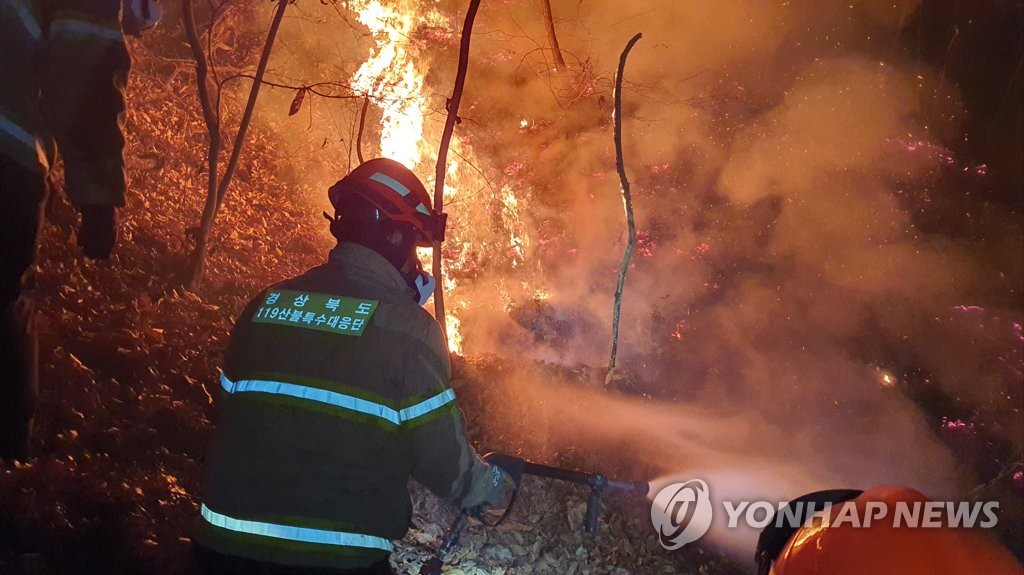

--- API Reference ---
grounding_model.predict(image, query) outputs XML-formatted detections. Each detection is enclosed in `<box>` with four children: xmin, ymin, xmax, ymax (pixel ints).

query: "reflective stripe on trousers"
<box><xmin>0</xmin><ymin>113</ymin><xmax>46</xmax><ymax>170</ymax></box>
<box><xmin>1</xmin><ymin>0</ymin><xmax>42</xmax><ymax>40</ymax></box>
<box><xmin>219</xmin><ymin>373</ymin><xmax>456</xmax><ymax>426</ymax></box>
<box><xmin>48</xmin><ymin>18</ymin><xmax>123</xmax><ymax>43</ymax></box>
<box><xmin>200</xmin><ymin>504</ymin><xmax>394</xmax><ymax>552</ymax></box>
<box><xmin>0</xmin><ymin>114</ymin><xmax>40</xmax><ymax>154</ymax></box>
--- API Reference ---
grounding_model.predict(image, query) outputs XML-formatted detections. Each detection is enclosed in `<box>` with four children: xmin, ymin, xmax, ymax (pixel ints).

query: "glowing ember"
<box><xmin>636</xmin><ymin>230</ymin><xmax>656</xmax><ymax>257</ymax></box>
<box><xmin>877</xmin><ymin>369</ymin><xmax>897</xmax><ymax>388</ymax></box>
<box><xmin>692</xmin><ymin>242</ymin><xmax>711</xmax><ymax>260</ymax></box>
<box><xmin>671</xmin><ymin>320</ymin><xmax>687</xmax><ymax>341</ymax></box>
<box><xmin>941</xmin><ymin>417</ymin><xmax>975</xmax><ymax>433</ymax></box>
<box><xmin>889</xmin><ymin>137</ymin><xmax>989</xmax><ymax>175</ymax></box>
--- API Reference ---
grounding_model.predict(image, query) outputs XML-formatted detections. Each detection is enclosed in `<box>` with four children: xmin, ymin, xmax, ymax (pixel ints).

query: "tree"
<box><xmin>540</xmin><ymin>0</ymin><xmax>566</xmax><ymax>70</ymax></box>
<box><xmin>181</xmin><ymin>0</ymin><xmax>289</xmax><ymax>289</ymax></box>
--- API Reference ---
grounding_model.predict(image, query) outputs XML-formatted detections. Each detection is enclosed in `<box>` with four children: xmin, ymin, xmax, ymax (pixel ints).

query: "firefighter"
<box><xmin>192</xmin><ymin>158</ymin><xmax>514</xmax><ymax>574</ymax></box>
<box><xmin>757</xmin><ymin>485</ymin><xmax>1021</xmax><ymax>575</ymax></box>
<box><xmin>0</xmin><ymin>0</ymin><xmax>158</xmax><ymax>460</ymax></box>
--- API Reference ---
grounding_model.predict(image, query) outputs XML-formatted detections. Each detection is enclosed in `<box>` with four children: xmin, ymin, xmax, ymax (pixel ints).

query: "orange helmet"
<box><xmin>328</xmin><ymin>158</ymin><xmax>446</xmax><ymax>246</ymax></box>
<box><xmin>767</xmin><ymin>485</ymin><xmax>1021</xmax><ymax>575</ymax></box>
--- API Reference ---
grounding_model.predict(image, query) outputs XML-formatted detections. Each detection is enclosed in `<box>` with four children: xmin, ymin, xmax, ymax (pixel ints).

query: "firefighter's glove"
<box><xmin>122</xmin><ymin>0</ymin><xmax>163</xmax><ymax>36</ymax></box>
<box><xmin>414</xmin><ymin>272</ymin><xmax>435</xmax><ymax>306</ymax></box>
<box><xmin>484</xmin><ymin>463</ymin><xmax>517</xmax><ymax>510</ymax></box>
<box><xmin>78</xmin><ymin>205</ymin><xmax>118</xmax><ymax>260</ymax></box>
<box><xmin>483</xmin><ymin>453</ymin><xmax>524</xmax><ymax>487</ymax></box>
<box><xmin>483</xmin><ymin>452</ymin><xmax>524</xmax><ymax>505</ymax></box>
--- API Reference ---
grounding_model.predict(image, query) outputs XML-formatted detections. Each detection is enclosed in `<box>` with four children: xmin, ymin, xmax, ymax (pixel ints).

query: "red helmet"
<box><xmin>769</xmin><ymin>486</ymin><xmax>1021</xmax><ymax>575</ymax></box>
<box><xmin>328</xmin><ymin>158</ymin><xmax>446</xmax><ymax>246</ymax></box>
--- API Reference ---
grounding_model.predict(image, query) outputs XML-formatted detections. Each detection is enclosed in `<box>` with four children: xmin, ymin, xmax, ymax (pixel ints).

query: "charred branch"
<box><xmin>219</xmin><ymin>74</ymin><xmax>361</xmax><ymax>100</ymax></box>
<box><xmin>607</xmin><ymin>32</ymin><xmax>642</xmax><ymax>375</ymax></box>
<box><xmin>432</xmin><ymin>0</ymin><xmax>482</xmax><ymax>350</ymax></box>
<box><xmin>356</xmin><ymin>95</ymin><xmax>370</xmax><ymax>164</ymax></box>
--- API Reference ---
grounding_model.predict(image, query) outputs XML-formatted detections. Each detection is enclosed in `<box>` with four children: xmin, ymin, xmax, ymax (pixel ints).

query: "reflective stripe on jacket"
<box><xmin>41</xmin><ymin>0</ymin><xmax>129</xmax><ymax>206</ymax></box>
<box><xmin>218</xmin><ymin>373</ymin><xmax>456</xmax><ymax>427</ymax></box>
<box><xmin>0</xmin><ymin>0</ymin><xmax>46</xmax><ymax>171</ymax></box>
<box><xmin>0</xmin><ymin>0</ymin><xmax>129</xmax><ymax>203</ymax></box>
<box><xmin>194</xmin><ymin>243</ymin><xmax>495</xmax><ymax>569</ymax></box>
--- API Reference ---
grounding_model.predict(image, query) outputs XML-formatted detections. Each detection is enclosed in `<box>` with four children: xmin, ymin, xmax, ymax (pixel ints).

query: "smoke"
<box><xmin>449</xmin><ymin>0</ymin><xmax>1021</xmax><ymax>557</ymax></box>
<box><xmin>240</xmin><ymin>0</ymin><xmax>1022</xmax><ymax>561</ymax></box>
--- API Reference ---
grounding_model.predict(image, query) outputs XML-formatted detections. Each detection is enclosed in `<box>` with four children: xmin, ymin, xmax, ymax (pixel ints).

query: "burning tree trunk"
<box><xmin>182</xmin><ymin>0</ymin><xmax>289</xmax><ymax>289</ymax></box>
<box><xmin>356</xmin><ymin>95</ymin><xmax>370</xmax><ymax>164</ymax></box>
<box><xmin>433</xmin><ymin>0</ymin><xmax>482</xmax><ymax>349</ymax></box>
<box><xmin>607</xmin><ymin>33</ymin><xmax>642</xmax><ymax>377</ymax></box>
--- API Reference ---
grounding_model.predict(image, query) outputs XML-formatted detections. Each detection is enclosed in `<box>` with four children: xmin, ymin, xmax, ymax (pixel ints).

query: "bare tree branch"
<box><xmin>182</xmin><ymin>0</ymin><xmax>221</xmax><ymax>267</ymax></box>
<box><xmin>356</xmin><ymin>95</ymin><xmax>370</xmax><ymax>164</ymax></box>
<box><xmin>185</xmin><ymin>0</ymin><xmax>290</xmax><ymax>288</ymax></box>
<box><xmin>607</xmin><ymin>32</ymin><xmax>642</xmax><ymax>374</ymax></box>
<box><xmin>432</xmin><ymin>0</ymin><xmax>482</xmax><ymax>350</ymax></box>
<box><xmin>219</xmin><ymin>73</ymin><xmax>361</xmax><ymax>99</ymax></box>
<box><xmin>214</xmin><ymin>0</ymin><xmax>289</xmax><ymax>210</ymax></box>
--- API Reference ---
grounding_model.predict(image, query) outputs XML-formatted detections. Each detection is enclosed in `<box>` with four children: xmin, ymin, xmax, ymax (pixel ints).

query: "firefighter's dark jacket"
<box><xmin>0</xmin><ymin>0</ymin><xmax>129</xmax><ymax>206</ymax></box>
<box><xmin>193</xmin><ymin>242</ymin><xmax>497</xmax><ymax>569</ymax></box>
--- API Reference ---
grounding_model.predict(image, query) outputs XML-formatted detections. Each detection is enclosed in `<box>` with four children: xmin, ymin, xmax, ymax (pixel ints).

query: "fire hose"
<box><xmin>418</xmin><ymin>454</ymin><xmax>649</xmax><ymax>575</ymax></box>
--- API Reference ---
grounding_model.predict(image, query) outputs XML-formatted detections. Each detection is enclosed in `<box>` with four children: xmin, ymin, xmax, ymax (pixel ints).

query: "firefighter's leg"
<box><xmin>0</xmin><ymin>154</ymin><xmax>46</xmax><ymax>460</ymax></box>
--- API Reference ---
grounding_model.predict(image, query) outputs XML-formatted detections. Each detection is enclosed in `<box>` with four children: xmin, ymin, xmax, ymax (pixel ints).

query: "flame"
<box><xmin>349</xmin><ymin>1</ymin><xmax>536</xmax><ymax>354</ymax></box>
<box><xmin>445</xmin><ymin>312</ymin><xmax>463</xmax><ymax>355</ymax></box>
<box><xmin>350</xmin><ymin>1</ymin><xmax>428</xmax><ymax>168</ymax></box>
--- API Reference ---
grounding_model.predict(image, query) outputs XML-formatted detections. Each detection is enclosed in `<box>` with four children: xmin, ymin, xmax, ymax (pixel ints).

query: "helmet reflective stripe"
<box><xmin>200</xmin><ymin>504</ymin><xmax>394</xmax><ymax>552</ymax></box>
<box><xmin>220</xmin><ymin>373</ymin><xmax>455</xmax><ymax>425</ymax></box>
<box><xmin>366</xmin><ymin>172</ymin><xmax>432</xmax><ymax>216</ymax></box>
<box><xmin>332</xmin><ymin>158</ymin><xmax>444</xmax><ymax>245</ymax></box>
<box><xmin>369</xmin><ymin>171</ymin><xmax>413</xmax><ymax>198</ymax></box>
<box><xmin>2</xmin><ymin>0</ymin><xmax>42</xmax><ymax>39</ymax></box>
<box><xmin>49</xmin><ymin>18</ymin><xmax>124</xmax><ymax>43</ymax></box>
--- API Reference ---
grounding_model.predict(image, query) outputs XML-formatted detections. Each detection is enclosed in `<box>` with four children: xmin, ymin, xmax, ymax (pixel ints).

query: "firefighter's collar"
<box><xmin>328</xmin><ymin>242</ymin><xmax>410</xmax><ymax>296</ymax></box>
